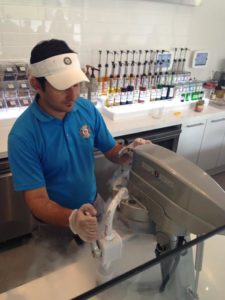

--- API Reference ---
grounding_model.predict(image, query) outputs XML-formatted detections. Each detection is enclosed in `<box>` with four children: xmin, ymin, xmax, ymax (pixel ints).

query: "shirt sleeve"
<box><xmin>93</xmin><ymin>106</ymin><xmax>116</xmax><ymax>153</ymax></box>
<box><xmin>8</xmin><ymin>133</ymin><xmax>46</xmax><ymax>191</ymax></box>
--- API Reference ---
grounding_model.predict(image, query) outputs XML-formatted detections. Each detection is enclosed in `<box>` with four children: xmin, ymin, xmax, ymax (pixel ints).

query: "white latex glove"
<box><xmin>118</xmin><ymin>138</ymin><xmax>152</xmax><ymax>163</ymax></box>
<box><xmin>69</xmin><ymin>203</ymin><xmax>98</xmax><ymax>242</ymax></box>
<box><xmin>130</xmin><ymin>138</ymin><xmax>152</xmax><ymax>148</ymax></box>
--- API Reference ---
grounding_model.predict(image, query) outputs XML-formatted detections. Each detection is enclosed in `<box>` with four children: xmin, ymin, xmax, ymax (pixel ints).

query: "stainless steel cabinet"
<box><xmin>0</xmin><ymin>159</ymin><xmax>33</xmax><ymax>243</ymax></box>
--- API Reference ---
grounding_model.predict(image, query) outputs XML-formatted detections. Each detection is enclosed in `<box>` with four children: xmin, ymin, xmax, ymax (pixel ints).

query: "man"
<box><xmin>8</xmin><ymin>39</ymin><xmax>149</xmax><ymax>243</ymax></box>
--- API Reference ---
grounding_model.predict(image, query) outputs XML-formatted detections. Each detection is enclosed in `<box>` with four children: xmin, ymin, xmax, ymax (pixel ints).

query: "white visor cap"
<box><xmin>30</xmin><ymin>53</ymin><xmax>89</xmax><ymax>90</ymax></box>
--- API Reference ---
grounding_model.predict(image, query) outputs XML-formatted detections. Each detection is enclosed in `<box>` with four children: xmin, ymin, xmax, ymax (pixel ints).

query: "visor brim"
<box><xmin>46</xmin><ymin>68</ymin><xmax>89</xmax><ymax>90</ymax></box>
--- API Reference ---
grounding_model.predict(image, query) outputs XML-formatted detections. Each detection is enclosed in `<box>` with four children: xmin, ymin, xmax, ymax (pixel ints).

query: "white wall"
<box><xmin>0</xmin><ymin>0</ymin><xmax>225</xmax><ymax>80</ymax></box>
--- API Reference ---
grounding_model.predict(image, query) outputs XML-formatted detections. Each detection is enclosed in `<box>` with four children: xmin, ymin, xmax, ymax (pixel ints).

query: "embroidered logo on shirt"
<box><xmin>80</xmin><ymin>125</ymin><xmax>91</xmax><ymax>139</ymax></box>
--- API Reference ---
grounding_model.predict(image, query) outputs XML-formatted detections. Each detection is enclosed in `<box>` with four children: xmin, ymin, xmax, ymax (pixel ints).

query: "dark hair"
<box><xmin>30</xmin><ymin>39</ymin><xmax>75</xmax><ymax>90</ymax></box>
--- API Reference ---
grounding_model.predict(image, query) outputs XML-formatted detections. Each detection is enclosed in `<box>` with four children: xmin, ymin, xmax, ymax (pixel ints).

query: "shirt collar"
<box><xmin>30</xmin><ymin>95</ymin><xmax>79</xmax><ymax>122</ymax></box>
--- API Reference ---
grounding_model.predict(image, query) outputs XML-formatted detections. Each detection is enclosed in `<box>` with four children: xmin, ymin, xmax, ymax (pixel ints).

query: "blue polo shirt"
<box><xmin>8</xmin><ymin>97</ymin><xmax>116</xmax><ymax>209</ymax></box>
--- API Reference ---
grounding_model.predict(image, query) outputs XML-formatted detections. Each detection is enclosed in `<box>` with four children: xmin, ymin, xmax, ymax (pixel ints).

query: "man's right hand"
<box><xmin>69</xmin><ymin>203</ymin><xmax>98</xmax><ymax>242</ymax></box>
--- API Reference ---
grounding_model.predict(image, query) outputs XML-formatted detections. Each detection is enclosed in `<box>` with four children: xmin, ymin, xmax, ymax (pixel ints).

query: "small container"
<box><xmin>0</xmin><ymin>89</ymin><xmax>6</xmax><ymax>110</ymax></box>
<box><xmin>195</xmin><ymin>100</ymin><xmax>205</xmax><ymax>112</ymax></box>
<box><xmin>16</xmin><ymin>63</ymin><xmax>28</xmax><ymax>80</ymax></box>
<box><xmin>4</xmin><ymin>82</ymin><xmax>19</xmax><ymax>108</ymax></box>
<box><xmin>3</xmin><ymin>64</ymin><xmax>17</xmax><ymax>81</ymax></box>
<box><xmin>215</xmin><ymin>87</ymin><xmax>225</xmax><ymax>99</ymax></box>
<box><xmin>4</xmin><ymin>82</ymin><xmax>17</xmax><ymax>99</ymax></box>
<box><xmin>17</xmin><ymin>81</ymin><xmax>31</xmax><ymax>107</ymax></box>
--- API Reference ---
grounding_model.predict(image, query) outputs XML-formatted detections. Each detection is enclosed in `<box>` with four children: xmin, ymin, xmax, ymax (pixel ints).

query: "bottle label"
<box><xmin>114</xmin><ymin>92</ymin><xmax>121</xmax><ymax>105</ymax></box>
<box><xmin>80</xmin><ymin>92</ymin><xmax>88</xmax><ymax>98</ymax></box>
<box><xmin>169</xmin><ymin>87</ymin><xmax>174</xmax><ymax>98</ymax></box>
<box><xmin>146</xmin><ymin>89</ymin><xmax>151</xmax><ymax>102</ymax></box>
<box><xmin>120</xmin><ymin>92</ymin><xmax>127</xmax><ymax>104</ymax></box>
<box><xmin>151</xmin><ymin>89</ymin><xmax>156</xmax><ymax>100</ymax></box>
<box><xmin>139</xmin><ymin>90</ymin><xmax>147</xmax><ymax>103</ymax></box>
<box><xmin>172</xmin><ymin>75</ymin><xmax>177</xmax><ymax>84</ymax></box>
<box><xmin>162</xmin><ymin>87</ymin><xmax>168</xmax><ymax>98</ymax></box>
<box><xmin>91</xmin><ymin>92</ymin><xmax>98</xmax><ymax>104</ymax></box>
<box><xmin>179</xmin><ymin>75</ymin><xmax>184</xmax><ymax>82</ymax></box>
<box><xmin>197</xmin><ymin>84</ymin><xmax>202</xmax><ymax>91</ymax></box>
<box><xmin>156</xmin><ymin>88</ymin><xmax>162</xmax><ymax>100</ymax></box>
<box><xmin>127</xmin><ymin>91</ymin><xmax>134</xmax><ymax>103</ymax></box>
<box><xmin>133</xmin><ymin>90</ymin><xmax>139</xmax><ymax>103</ymax></box>
<box><xmin>108</xmin><ymin>93</ymin><xmax>114</xmax><ymax>106</ymax></box>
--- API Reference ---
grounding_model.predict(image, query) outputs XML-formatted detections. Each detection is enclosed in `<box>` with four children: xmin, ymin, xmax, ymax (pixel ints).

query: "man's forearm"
<box><xmin>35</xmin><ymin>198</ymin><xmax>72</xmax><ymax>227</ymax></box>
<box><xmin>25</xmin><ymin>189</ymin><xmax>72</xmax><ymax>227</ymax></box>
<box><xmin>104</xmin><ymin>143</ymin><xmax>125</xmax><ymax>164</ymax></box>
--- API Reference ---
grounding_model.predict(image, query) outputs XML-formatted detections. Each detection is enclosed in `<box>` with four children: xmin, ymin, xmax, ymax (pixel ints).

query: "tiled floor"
<box><xmin>197</xmin><ymin>171</ymin><xmax>225</xmax><ymax>300</ymax></box>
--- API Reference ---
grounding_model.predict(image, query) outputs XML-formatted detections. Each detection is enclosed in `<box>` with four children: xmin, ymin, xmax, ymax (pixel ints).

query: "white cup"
<box><xmin>152</xmin><ymin>105</ymin><xmax>165</xmax><ymax>119</ymax></box>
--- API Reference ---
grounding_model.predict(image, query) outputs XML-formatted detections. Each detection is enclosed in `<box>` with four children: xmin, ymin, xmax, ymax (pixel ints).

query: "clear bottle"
<box><xmin>114</xmin><ymin>75</ymin><xmax>121</xmax><ymax>106</ymax></box>
<box><xmin>138</xmin><ymin>86</ymin><xmax>147</xmax><ymax>103</ymax></box>
<box><xmin>126</xmin><ymin>85</ymin><xmax>134</xmax><ymax>104</ymax></box>
<box><xmin>120</xmin><ymin>87</ymin><xmax>127</xmax><ymax>105</ymax></box>
<box><xmin>80</xmin><ymin>81</ymin><xmax>88</xmax><ymax>99</ymax></box>
<box><xmin>150</xmin><ymin>76</ymin><xmax>157</xmax><ymax>101</ymax></box>
<box><xmin>80</xmin><ymin>66</ymin><xmax>90</xmax><ymax>98</ymax></box>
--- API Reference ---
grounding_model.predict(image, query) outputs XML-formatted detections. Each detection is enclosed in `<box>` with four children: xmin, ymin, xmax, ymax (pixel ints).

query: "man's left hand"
<box><xmin>118</xmin><ymin>138</ymin><xmax>152</xmax><ymax>164</ymax></box>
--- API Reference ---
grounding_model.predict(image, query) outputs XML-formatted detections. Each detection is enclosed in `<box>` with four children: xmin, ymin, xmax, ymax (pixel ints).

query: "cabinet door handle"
<box><xmin>186</xmin><ymin>123</ymin><xmax>205</xmax><ymax>128</ymax></box>
<box><xmin>211</xmin><ymin>118</ymin><xmax>225</xmax><ymax>123</ymax></box>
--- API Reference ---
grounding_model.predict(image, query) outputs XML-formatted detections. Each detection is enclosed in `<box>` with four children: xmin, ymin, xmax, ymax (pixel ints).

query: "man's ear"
<box><xmin>29</xmin><ymin>77</ymin><xmax>42</xmax><ymax>93</ymax></box>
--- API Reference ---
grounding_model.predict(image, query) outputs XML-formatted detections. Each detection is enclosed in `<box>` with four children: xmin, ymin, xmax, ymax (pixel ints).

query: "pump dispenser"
<box><xmin>123</xmin><ymin>50</ymin><xmax>130</xmax><ymax>90</ymax></box>
<box><xmin>138</xmin><ymin>50</ymin><xmax>149</xmax><ymax>103</ymax></box>
<box><xmin>89</xmin><ymin>66</ymin><xmax>99</xmax><ymax>106</ymax></box>
<box><xmin>129</xmin><ymin>50</ymin><xmax>136</xmax><ymax>88</ymax></box>
<box><xmin>126</xmin><ymin>50</ymin><xmax>136</xmax><ymax>105</ymax></box>
<box><xmin>97</xmin><ymin>50</ymin><xmax>102</xmax><ymax>96</ymax></box>
<box><xmin>102</xmin><ymin>50</ymin><xmax>110</xmax><ymax>95</ymax></box>
<box><xmin>114</xmin><ymin>56</ymin><xmax>123</xmax><ymax>106</ymax></box>
<box><xmin>106</xmin><ymin>61</ymin><xmax>116</xmax><ymax>107</ymax></box>
<box><xmin>120</xmin><ymin>61</ymin><xmax>128</xmax><ymax>105</ymax></box>
<box><xmin>133</xmin><ymin>50</ymin><xmax>142</xmax><ymax>103</ymax></box>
